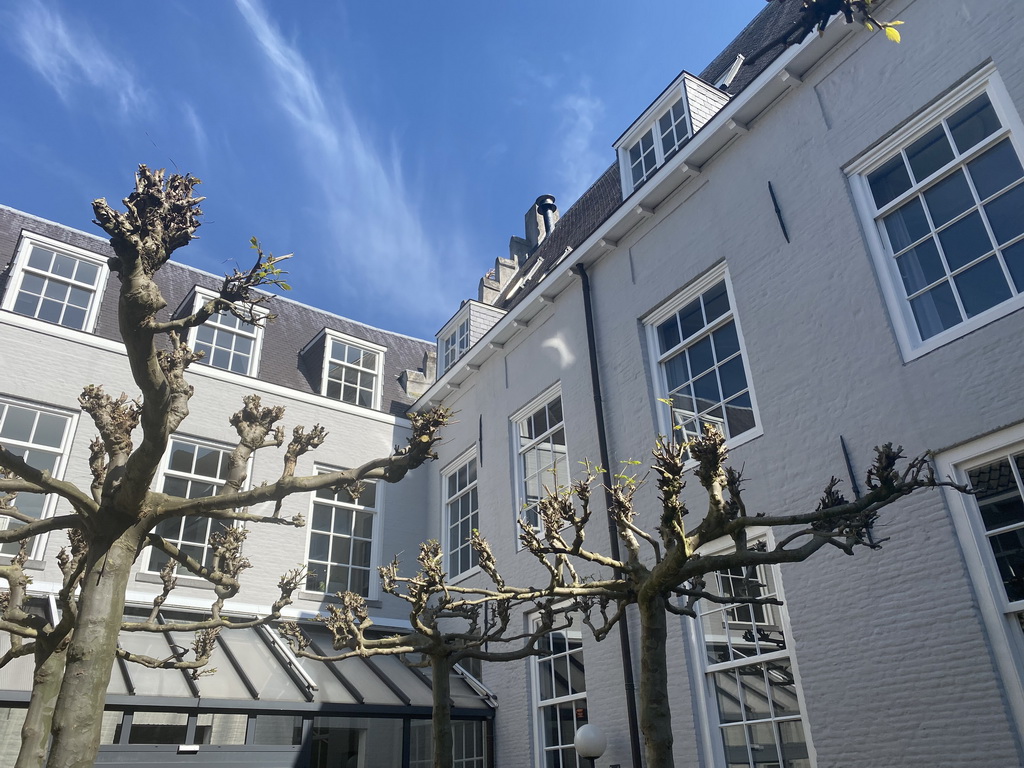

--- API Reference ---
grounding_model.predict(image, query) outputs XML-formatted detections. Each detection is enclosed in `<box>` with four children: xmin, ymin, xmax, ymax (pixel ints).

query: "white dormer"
<box><xmin>614</xmin><ymin>71</ymin><xmax>730</xmax><ymax>197</ymax></box>
<box><xmin>437</xmin><ymin>300</ymin><xmax>506</xmax><ymax>374</ymax></box>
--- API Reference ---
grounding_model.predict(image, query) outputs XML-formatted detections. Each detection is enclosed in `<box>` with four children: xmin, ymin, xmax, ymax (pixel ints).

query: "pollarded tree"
<box><xmin>280</xmin><ymin>538</ymin><xmax>591</xmax><ymax>768</ymax></box>
<box><xmin>0</xmin><ymin>166</ymin><xmax>449</xmax><ymax>768</ymax></box>
<box><xmin>520</xmin><ymin>426</ymin><xmax>966</xmax><ymax>768</ymax></box>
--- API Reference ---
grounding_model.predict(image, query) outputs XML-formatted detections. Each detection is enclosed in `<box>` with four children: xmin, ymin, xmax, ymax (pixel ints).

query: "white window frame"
<box><xmin>0</xmin><ymin>397</ymin><xmax>76</xmax><ymax>561</ymax></box>
<box><xmin>304</xmin><ymin>466</ymin><xmax>383</xmax><ymax>600</ymax></box>
<box><xmin>442</xmin><ymin>318</ymin><xmax>471</xmax><ymax>373</ymax></box>
<box><xmin>1</xmin><ymin>232</ymin><xmax>109</xmax><ymax>334</ymax></box>
<box><xmin>443</xmin><ymin>449</ymin><xmax>480</xmax><ymax>581</ymax></box>
<box><xmin>936</xmin><ymin>424</ymin><xmax>1024</xmax><ymax>740</ymax></box>
<box><xmin>689</xmin><ymin>531</ymin><xmax>816</xmax><ymax>768</ymax></box>
<box><xmin>184</xmin><ymin>288</ymin><xmax>266</xmax><ymax>377</ymax></box>
<box><xmin>144</xmin><ymin>437</ymin><xmax>234</xmax><ymax>574</ymax></box>
<box><xmin>529</xmin><ymin>618</ymin><xmax>587</xmax><ymax>768</ymax></box>
<box><xmin>510</xmin><ymin>384</ymin><xmax>569</xmax><ymax>536</ymax></box>
<box><xmin>616</xmin><ymin>85</ymin><xmax>694</xmax><ymax>195</ymax></box>
<box><xmin>644</xmin><ymin>265</ymin><xmax>763</xmax><ymax>449</ymax></box>
<box><xmin>847</xmin><ymin>64</ymin><xmax>1024</xmax><ymax>361</ymax></box>
<box><xmin>318</xmin><ymin>330</ymin><xmax>386</xmax><ymax>410</ymax></box>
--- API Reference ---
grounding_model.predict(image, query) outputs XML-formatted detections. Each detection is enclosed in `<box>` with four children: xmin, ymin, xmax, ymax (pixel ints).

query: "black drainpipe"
<box><xmin>572</xmin><ymin>261</ymin><xmax>644</xmax><ymax>768</ymax></box>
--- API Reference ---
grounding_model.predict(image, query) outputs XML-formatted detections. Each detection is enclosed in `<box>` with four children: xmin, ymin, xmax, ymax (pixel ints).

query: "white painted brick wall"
<box><xmin>429</xmin><ymin>1</ymin><xmax>1024</xmax><ymax>765</ymax></box>
<box><xmin>0</xmin><ymin>320</ymin><xmax>429</xmax><ymax>624</ymax></box>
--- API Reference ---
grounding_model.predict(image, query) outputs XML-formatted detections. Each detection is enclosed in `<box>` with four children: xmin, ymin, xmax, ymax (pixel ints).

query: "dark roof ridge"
<box><xmin>500</xmin><ymin>163</ymin><xmax>621</xmax><ymax>311</ymax></box>
<box><xmin>699</xmin><ymin>1</ymin><xmax>805</xmax><ymax>94</ymax></box>
<box><xmin>0</xmin><ymin>203</ymin><xmax>110</xmax><ymax>245</ymax></box>
<box><xmin>0</xmin><ymin>202</ymin><xmax>431</xmax><ymax>346</ymax></box>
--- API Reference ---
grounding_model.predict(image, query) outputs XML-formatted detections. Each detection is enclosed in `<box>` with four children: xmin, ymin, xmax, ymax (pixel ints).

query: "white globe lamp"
<box><xmin>574</xmin><ymin>723</ymin><xmax>607</xmax><ymax>766</ymax></box>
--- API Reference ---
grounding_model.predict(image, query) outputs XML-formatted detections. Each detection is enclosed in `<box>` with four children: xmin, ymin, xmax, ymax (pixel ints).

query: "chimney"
<box><xmin>525</xmin><ymin>194</ymin><xmax>559</xmax><ymax>249</ymax></box>
<box><xmin>399</xmin><ymin>348</ymin><xmax>437</xmax><ymax>399</ymax></box>
<box><xmin>481</xmin><ymin>195</ymin><xmax>561</xmax><ymax>306</ymax></box>
<box><xmin>422</xmin><ymin>348</ymin><xmax>436</xmax><ymax>382</ymax></box>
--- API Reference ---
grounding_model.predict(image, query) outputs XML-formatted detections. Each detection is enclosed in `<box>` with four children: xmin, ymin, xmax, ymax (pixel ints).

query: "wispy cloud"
<box><xmin>182</xmin><ymin>104</ymin><xmax>209</xmax><ymax>164</ymax></box>
<box><xmin>10</xmin><ymin>1</ymin><xmax>147</xmax><ymax>116</ymax></box>
<box><xmin>234</xmin><ymin>0</ymin><xmax>462</xmax><ymax>327</ymax></box>
<box><xmin>511</xmin><ymin>62</ymin><xmax>609</xmax><ymax>208</ymax></box>
<box><xmin>553</xmin><ymin>87</ymin><xmax>607</xmax><ymax>207</ymax></box>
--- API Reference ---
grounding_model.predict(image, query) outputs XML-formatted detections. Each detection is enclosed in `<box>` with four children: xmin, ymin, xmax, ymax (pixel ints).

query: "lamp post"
<box><xmin>574</xmin><ymin>724</ymin><xmax>607</xmax><ymax>768</ymax></box>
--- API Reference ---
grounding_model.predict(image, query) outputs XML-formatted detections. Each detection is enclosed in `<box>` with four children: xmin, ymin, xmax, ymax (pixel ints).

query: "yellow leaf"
<box><xmin>890</xmin><ymin>20</ymin><xmax>905</xmax><ymax>25</ymax></box>
<box><xmin>885</xmin><ymin>26</ymin><xmax>901</xmax><ymax>43</ymax></box>
<box><xmin>864</xmin><ymin>21</ymin><xmax>874</xmax><ymax>31</ymax></box>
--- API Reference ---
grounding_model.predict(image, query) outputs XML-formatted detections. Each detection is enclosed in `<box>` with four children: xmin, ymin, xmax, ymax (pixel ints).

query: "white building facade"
<box><xmin>415</xmin><ymin>1</ymin><xmax>1024</xmax><ymax>767</ymax></box>
<box><xmin>0</xmin><ymin>206</ymin><xmax>493</xmax><ymax>767</ymax></box>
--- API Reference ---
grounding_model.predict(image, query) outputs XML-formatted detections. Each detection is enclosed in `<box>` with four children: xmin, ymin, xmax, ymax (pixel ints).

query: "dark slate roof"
<box><xmin>700</xmin><ymin>0</ymin><xmax>807</xmax><ymax>95</ymax></box>
<box><xmin>500</xmin><ymin>164</ymin><xmax>622</xmax><ymax>311</ymax></box>
<box><xmin>0</xmin><ymin>205</ymin><xmax>432</xmax><ymax>418</ymax></box>
<box><xmin>498</xmin><ymin>3</ymin><xmax>804</xmax><ymax>309</ymax></box>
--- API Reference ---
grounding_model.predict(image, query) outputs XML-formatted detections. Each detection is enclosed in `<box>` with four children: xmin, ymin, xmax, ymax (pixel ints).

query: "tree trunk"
<box><xmin>45</xmin><ymin>531</ymin><xmax>137</xmax><ymax>768</ymax></box>
<box><xmin>431</xmin><ymin>655</ymin><xmax>454</xmax><ymax>768</ymax></box>
<box><xmin>15</xmin><ymin>642</ymin><xmax>66</xmax><ymax>768</ymax></box>
<box><xmin>638</xmin><ymin>591</ymin><xmax>675</xmax><ymax>768</ymax></box>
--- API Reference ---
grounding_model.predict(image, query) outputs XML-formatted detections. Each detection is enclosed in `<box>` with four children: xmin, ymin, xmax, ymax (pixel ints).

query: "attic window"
<box><xmin>616</xmin><ymin>73</ymin><xmax>730</xmax><ymax>196</ymax></box>
<box><xmin>186</xmin><ymin>288</ymin><xmax>266</xmax><ymax>377</ymax></box>
<box><xmin>442</xmin><ymin>319</ymin><xmax>470</xmax><ymax>372</ymax></box>
<box><xmin>658</xmin><ymin>98</ymin><xmax>690</xmax><ymax>161</ymax></box>
<box><xmin>2</xmin><ymin>233</ymin><xmax>109</xmax><ymax>332</ymax></box>
<box><xmin>623</xmin><ymin>94</ymin><xmax>693</xmax><ymax>192</ymax></box>
<box><xmin>320</xmin><ymin>331</ymin><xmax>386</xmax><ymax>410</ymax></box>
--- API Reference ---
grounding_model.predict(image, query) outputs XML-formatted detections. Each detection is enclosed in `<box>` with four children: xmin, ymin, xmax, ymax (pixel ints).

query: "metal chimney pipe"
<box><xmin>535</xmin><ymin>195</ymin><xmax>558</xmax><ymax>238</ymax></box>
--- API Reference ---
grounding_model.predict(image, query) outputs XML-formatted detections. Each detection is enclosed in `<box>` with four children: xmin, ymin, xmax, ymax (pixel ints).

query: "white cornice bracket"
<box><xmin>780</xmin><ymin>69</ymin><xmax>802</xmax><ymax>85</ymax></box>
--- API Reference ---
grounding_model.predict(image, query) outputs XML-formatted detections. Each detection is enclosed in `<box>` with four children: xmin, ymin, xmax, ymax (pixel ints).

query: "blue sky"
<box><xmin>0</xmin><ymin>1</ymin><xmax>765</xmax><ymax>339</ymax></box>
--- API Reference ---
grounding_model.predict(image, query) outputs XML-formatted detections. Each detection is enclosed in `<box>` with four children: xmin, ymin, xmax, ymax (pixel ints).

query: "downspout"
<box><xmin>572</xmin><ymin>262</ymin><xmax>644</xmax><ymax>768</ymax></box>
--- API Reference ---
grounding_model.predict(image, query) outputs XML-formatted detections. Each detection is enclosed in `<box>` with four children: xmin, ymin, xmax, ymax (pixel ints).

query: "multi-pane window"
<box><xmin>870</xmin><ymin>92</ymin><xmax>1024</xmax><ymax>338</ymax></box>
<box><xmin>446</xmin><ymin>456</ymin><xmax>479</xmax><ymax>578</ymax></box>
<box><xmin>0</xmin><ymin>400</ymin><xmax>72</xmax><ymax>557</ymax></box>
<box><xmin>628</xmin><ymin>128</ymin><xmax>658</xmax><ymax>188</ymax></box>
<box><xmin>534</xmin><ymin>628</ymin><xmax>587</xmax><ymax>768</ymax></box>
<box><xmin>653</xmin><ymin>275</ymin><xmax>757</xmax><ymax>443</ymax></box>
<box><xmin>193</xmin><ymin>310</ymin><xmax>260</xmax><ymax>375</ymax></box>
<box><xmin>698</xmin><ymin>563</ymin><xmax>811</xmax><ymax>768</ymax></box>
<box><xmin>658</xmin><ymin>97</ymin><xmax>690</xmax><ymax>161</ymax></box>
<box><xmin>941</xmin><ymin>430</ymin><xmax>1024</xmax><ymax>733</ymax></box>
<box><xmin>7</xmin><ymin>241</ymin><xmax>104</xmax><ymax>331</ymax></box>
<box><xmin>306</xmin><ymin>474</ymin><xmax>377</xmax><ymax>597</ymax></box>
<box><xmin>624</xmin><ymin>93</ymin><xmax>693</xmax><ymax>191</ymax></box>
<box><xmin>148</xmin><ymin>440</ymin><xmax>231</xmax><ymax>572</ymax></box>
<box><xmin>967</xmin><ymin>452</ymin><xmax>1024</xmax><ymax>608</ymax></box>
<box><xmin>324</xmin><ymin>337</ymin><xmax>380</xmax><ymax>409</ymax></box>
<box><xmin>443</xmin><ymin>319</ymin><xmax>471</xmax><ymax>372</ymax></box>
<box><xmin>515</xmin><ymin>393</ymin><xmax>568</xmax><ymax>530</ymax></box>
<box><xmin>851</xmin><ymin>71</ymin><xmax>1024</xmax><ymax>358</ymax></box>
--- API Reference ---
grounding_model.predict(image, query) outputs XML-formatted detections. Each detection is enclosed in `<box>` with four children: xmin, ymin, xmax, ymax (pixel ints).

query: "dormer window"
<box><xmin>628</xmin><ymin>97</ymin><xmax>692</xmax><ymax>189</ymax></box>
<box><xmin>616</xmin><ymin>72</ymin><xmax>730</xmax><ymax>196</ymax></box>
<box><xmin>436</xmin><ymin>300</ymin><xmax>504</xmax><ymax>376</ymax></box>
<box><xmin>184</xmin><ymin>288</ymin><xmax>265</xmax><ymax>377</ymax></box>
<box><xmin>320</xmin><ymin>331</ymin><xmax>385</xmax><ymax>409</ymax></box>
<box><xmin>629</xmin><ymin>129</ymin><xmax>659</xmax><ymax>188</ymax></box>
<box><xmin>658</xmin><ymin>98</ymin><xmax>690</xmax><ymax>160</ymax></box>
<box><xmin>2</xmin><ymin>233</ymin><xmax>109</xmax><ymax>333</ymax></box>
<box><xmin>442</xmin><ymin>319</ymin><xmax>470</xmax><ymax>372</ymax></box>
<box><xmin>300</xmin><ymin>329</ymin><xmax>387</xmax><ymax>410</ymax></box>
